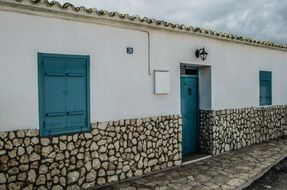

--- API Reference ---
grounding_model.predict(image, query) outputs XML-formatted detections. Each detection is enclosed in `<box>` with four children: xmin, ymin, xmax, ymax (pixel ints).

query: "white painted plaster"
<box><xmin>0</xmin><ymin>9</ymin><xmax>287</xmax><ymax>130</ymax></box>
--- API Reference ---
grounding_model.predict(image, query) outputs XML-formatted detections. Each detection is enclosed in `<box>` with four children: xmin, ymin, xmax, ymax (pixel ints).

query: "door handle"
<box><xmin>188</xmin><ymin>88</ymin><xmax>192</xmax><ymax>95</ymax></box>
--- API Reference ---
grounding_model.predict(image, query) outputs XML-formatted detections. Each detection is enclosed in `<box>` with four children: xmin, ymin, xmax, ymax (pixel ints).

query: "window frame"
<box><xmin>38</xmin><ymin>53</ymin><xmax>90</xmax><ymax>137</ymax></box>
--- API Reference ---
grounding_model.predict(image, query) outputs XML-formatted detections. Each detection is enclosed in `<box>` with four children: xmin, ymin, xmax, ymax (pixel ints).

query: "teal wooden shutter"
<box><xmin>38</xmin><ymin>53</ymin><xmax>90</xmax><ymax>137</ymax></box>
<box><xmin>259</xmin><ymin>71</ymin><xmax>272</xmax><ymax>106</ymax></box>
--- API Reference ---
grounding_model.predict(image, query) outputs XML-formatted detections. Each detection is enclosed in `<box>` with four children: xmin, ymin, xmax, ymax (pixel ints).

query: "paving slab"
<box><xmin>92</xmin><ymin>138</ymin><xmax>287</xmax><ymax>190</ymax></box>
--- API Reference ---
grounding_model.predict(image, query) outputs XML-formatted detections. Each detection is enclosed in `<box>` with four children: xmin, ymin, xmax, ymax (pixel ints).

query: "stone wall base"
<box><xmin>0</xmin><ymin>115</ymin><xmax>182</xmax><ymax>190</ymax></box>
<box><xmin>200</xmin><ymin>105</ymin><xmax>287</xmax><ymax>155</ymax></box>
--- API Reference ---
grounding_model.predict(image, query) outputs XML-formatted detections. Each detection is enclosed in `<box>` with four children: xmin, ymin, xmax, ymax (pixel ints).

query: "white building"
<box><xmin>0</xmin><ymin>0</ymin><xmax>286</xmax><ymax>189</ymax></box>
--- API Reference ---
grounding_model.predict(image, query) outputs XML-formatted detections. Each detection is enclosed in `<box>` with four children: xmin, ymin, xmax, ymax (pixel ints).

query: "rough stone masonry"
<box><xmin>0</xmin><ymin>115</ymin><xmax>182</xmax><ymax>190</ymax></box>
<box><xmin>200</xmin><ymin>105</ymin><xmax>287</xmax><ymax>155</ymax></box>
<box><xmin>1</xmin><ymin>105</ymin><xmax>287</xmax><ymax>189</ymax></box>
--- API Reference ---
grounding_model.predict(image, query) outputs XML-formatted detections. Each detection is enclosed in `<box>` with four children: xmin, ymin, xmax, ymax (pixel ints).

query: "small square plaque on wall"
<box><xmin>154</xmin><ymin>70</ymin><xmax>170</xmax><ymax>94</ymax></box>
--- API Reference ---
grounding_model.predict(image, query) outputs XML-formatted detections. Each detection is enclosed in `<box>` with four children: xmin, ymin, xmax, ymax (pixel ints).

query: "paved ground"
<box><xmin>93</xmin><ymin>138</ymin><xmax>287</xmax><ymax>190</ymax></box>
<box><xmin>244</xmin><ymin>156</ymin><xmax>287</xmax><ymax>190</ymax></box>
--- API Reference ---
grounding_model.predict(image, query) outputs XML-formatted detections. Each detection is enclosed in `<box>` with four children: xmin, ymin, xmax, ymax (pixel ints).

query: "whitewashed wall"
<box><xmin>0</xmin><ymin>9</ymin><xmax>287</xmax><ymax>131</ymax></box>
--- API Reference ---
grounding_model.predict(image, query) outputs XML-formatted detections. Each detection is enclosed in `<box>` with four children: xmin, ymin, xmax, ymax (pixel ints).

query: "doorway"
<box><xmin>180</xmin><ymin>65</ymin><xmax>199</xmax><ymax>156</ymax></box>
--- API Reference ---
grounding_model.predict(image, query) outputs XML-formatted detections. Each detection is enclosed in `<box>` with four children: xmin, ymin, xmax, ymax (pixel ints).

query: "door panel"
<box><xmin>181</xmin><ymin>76</ymin><xmax>199</xmax><ymax>155</ymax></box>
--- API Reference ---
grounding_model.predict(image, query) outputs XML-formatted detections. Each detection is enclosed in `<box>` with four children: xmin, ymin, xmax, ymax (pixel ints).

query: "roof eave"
<box><xmin>0</xmin><ymin>0</ymin><xmax>286</xmax><ymax>52</ymax></box>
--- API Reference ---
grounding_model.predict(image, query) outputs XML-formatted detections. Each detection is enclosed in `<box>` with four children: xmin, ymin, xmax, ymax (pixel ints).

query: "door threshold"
<box><xmin>182</xmin><ymin>154</ymin><xmax>211</xmax><ymax>165</ymax></box>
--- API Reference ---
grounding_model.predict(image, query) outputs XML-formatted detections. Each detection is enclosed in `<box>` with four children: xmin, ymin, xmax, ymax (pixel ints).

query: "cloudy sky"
<box><xmin>56</xmin><ymin>0</ymin><xmax>287</xmax><ymax>44</ymax></box>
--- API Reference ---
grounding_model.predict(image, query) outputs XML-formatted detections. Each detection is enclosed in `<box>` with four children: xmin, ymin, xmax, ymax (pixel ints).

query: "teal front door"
<box><xmin>181</xmin><ymin>76</ymin><xmax>199</xmax><ymax>155</ymax></box>
<box><xmin>38</xmin><ymin>53</ymin><xmax>90</xmax><ymax>137</ymax></box>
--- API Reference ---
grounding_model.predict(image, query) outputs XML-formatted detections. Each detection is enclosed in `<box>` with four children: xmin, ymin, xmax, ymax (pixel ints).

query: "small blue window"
<box><xmin>38</xmin><ymin>53</ymin><xmax>90</xmax><ymax>137</ymax></box>
<box><xmin>259</xmin><ymin>71</ymin><xmax>272</xmax><ymax>106</ymax></box>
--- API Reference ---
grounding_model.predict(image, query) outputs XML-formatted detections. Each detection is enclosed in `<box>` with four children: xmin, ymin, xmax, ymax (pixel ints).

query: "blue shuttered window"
<box><xmin>259</xmin><ymin>71</ymin><xmax>272</xmax><ymax>106</ymax></box>
<box><xmin>38</xmin><ymin>53</ymin><xmax>90</xmax><ymax>137</ymax></box>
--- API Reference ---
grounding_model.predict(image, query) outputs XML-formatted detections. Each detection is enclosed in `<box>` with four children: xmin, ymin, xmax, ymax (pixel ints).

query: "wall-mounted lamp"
<box><xmin>195</xmin><ymin>48</ymin><xmax>208</xmax><ymax>61</ymax></box>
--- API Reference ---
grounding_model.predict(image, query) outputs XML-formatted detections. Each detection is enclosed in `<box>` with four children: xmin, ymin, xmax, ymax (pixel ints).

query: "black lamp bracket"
<box><xmin>195</xmin><ymin>48</ymin><xmax>208</xmax><ymax>61</ymax></box>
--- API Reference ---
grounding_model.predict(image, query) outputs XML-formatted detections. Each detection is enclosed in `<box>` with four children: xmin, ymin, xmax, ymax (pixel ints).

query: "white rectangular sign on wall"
<box><xmin>154</xmin><ymin>70</ymin><xmax>170</xmax><ymax>94</ymax></box>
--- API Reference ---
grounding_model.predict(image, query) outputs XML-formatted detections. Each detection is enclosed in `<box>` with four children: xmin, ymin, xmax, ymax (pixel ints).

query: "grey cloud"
<box><xmin>57</xmin><ymin>0</ymin><xmax>287</xmax><ymax>44</ymax></box>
